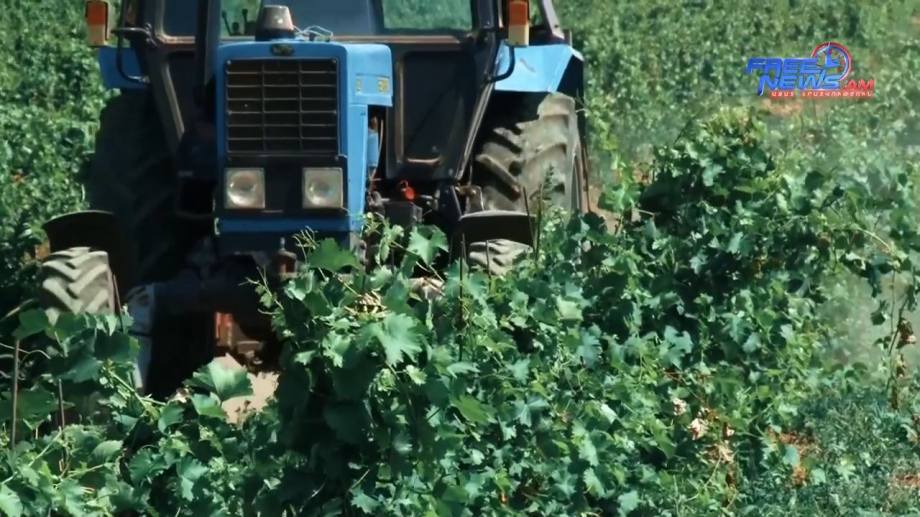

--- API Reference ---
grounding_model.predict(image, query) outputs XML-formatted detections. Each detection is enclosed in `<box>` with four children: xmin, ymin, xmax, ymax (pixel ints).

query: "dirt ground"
<box><xmin>215</xmin><ymin>355</ymin><xmax>279</xmax><ymax>423</ymax></box>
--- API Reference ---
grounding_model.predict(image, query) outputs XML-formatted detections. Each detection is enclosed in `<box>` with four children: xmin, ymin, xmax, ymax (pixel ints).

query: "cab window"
<box><xmin>381</xmin><ymin>0</ymin><xmax>472</xmax><ymax>32</ymax></box>
<box><xmin>163</xmin><ymin>0</ymin><xmax>474</xmax><ymax>37</ymax></box>
<box><xmin>163</xmin><ymin>0</ymin><xmax>199</xmax><ymax>36</ymax></box>
<box><xmin>164</xmin><ymin>0</ymin><xmax>261</xmax><ymax>37</ymax></box>
<box><xmin>221</xmin><ymin>0</ymin><xmax>263</xmax><ymax>36</ymax></box>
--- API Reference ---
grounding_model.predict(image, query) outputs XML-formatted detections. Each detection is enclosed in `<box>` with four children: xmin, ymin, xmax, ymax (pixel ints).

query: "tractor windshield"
<box><xmin>164</xmin><ymin>0</ymin><xmax>474</xmax><ymax>37</ymax></box>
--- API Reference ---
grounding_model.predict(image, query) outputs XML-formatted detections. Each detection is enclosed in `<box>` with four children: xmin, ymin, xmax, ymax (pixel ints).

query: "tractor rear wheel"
<box><xmin>84</xmin><ymin>92</ymin><xmax>202</xmax><ymax>287</ymax></box>
<box><xmin>38</xmin><ymin>247</ymin><xmax>116</xmax><ymax>322</ymax></box>
<box><xmin>83</xmin><ymin>92</ymin><xmax>209</xmax><ymax>397</ymax></box>
<box><xmin>469</xmin><ymin>93</ymin><xmax>587</xmax><ymax>273</ymax></box>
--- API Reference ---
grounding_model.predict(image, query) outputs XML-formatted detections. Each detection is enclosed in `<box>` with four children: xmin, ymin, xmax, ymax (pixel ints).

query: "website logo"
<box><xmin>745</xmin><ymin>42</ymin><xmax>875</xmax><ymax>99</ymax></box>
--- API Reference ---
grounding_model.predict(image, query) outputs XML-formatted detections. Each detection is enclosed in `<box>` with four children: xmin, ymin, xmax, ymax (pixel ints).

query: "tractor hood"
<box><xmin>213</xmin><ymin>40</ymin><xmax>392</xmax><ymax>246</ymax></box>
<box><xmin>216</xmin><ymin>40</ymin><xmax>392</xmax><ymax>110</ymax></box>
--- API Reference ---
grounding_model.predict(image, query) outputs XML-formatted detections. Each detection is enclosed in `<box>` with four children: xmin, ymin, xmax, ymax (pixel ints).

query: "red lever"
<box><xmin>399</xmin><ymin>180</ymin><xmax>416</xmax><ymax>201</ymax></box>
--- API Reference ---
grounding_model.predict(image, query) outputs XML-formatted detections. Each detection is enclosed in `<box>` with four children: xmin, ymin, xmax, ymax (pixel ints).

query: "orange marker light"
<box><xmin>85</xmin><ymin>0</ymin><xmax>110</xmax><ymax>47</ymax></box>
<box><xmin>507</xmin><ymin>0</ymin><xmax>530</xmax><ymax>47</ymax></box>
<box><xmin>399</xmin><ymin>180</ymin><xmax>417</xmax><ymax>201</ymax></box>
<box><xmin>215</xmin><ymin>313</ymin><xmax>234</xmax><ymax>347</ymax></box>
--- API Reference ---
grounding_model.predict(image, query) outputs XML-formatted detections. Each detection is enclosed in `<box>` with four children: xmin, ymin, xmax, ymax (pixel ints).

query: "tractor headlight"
<box><xmin>303</xmin><ymin>167</ymin><xmax>344</xmax><ymax>209</ymax></box>
<box><xmin>225</xmin><ymin>168</ymin><xmax>266</xmax><ymax>209</ymax></box>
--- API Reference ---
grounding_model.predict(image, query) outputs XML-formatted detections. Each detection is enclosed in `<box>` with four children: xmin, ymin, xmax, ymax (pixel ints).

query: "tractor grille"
<box><xmin>225</xmin><ymin>59</ymin><xmax>339</xmax><ymax>155</ymax></box>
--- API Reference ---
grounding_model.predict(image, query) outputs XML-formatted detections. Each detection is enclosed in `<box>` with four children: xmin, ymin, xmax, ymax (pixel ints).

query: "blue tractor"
<box><xmin>41</xmin><ymin>0</ymin><xmax>588</xmax><ymax>396</ymax></box>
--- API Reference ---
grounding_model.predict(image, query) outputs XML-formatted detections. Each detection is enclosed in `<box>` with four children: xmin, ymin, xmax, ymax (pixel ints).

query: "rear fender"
<box><xmin>491</xmin><ymin>43</ymin><xmax>587</xmax><ymax>144</ymax></box>
<box><xmin>450</xmin><ymin>210</ymin><xmax>536</xmax><ymax>258</ymax></box>
<box><xmin>493</xmin><ymin>43</ymin><xmax>584</xmax><ymax>98</ymax></box>
<box><xmin>44</xmin><ymin>211</ymin><xmax>137</xmax><ymax>293</ymax></box>
<box><xmin>97</xmin><ymin>47</ymin><xmax>147</xmax><ymax>91</ymax></box>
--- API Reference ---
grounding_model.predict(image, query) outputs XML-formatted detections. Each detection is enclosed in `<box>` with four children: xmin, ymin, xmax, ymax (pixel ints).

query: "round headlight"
<box><xmin>303</xmin><ymin>168</ymin><xmax>344</xmax><ymax>209</ymax></box>
<box><xmin>225</xmin><ymin>168</ymin><xmax>265</xmax><ymax>209</ymax></box>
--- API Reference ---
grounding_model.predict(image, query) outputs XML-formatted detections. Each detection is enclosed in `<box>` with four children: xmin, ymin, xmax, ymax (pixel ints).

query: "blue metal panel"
<box><xmin>345</xmin><ymin>104</ymin><xmax>370</xmax><ymax>231</ymax></box>
<box><xmin>367</xmin><ymin>129</ymin><xmax>380</xmax><ymax>169</ymax></box>
<box><xmin>214</xmin><ymin>40</ymin><xmax>392</xmax><ymax>236</ymax></box>
<box><xmin>214</xmin><ymin>40</ymin><xmax>392</xmax><ymax>110</ymax></box>
<box><xmin>494</xmin><ymin>43</ymin><xmax>582</xmax><ymax>93</ymax></box>
<box><xmin>97</xmin><ymin>47</ymin><xmax>146</xmax><ymax>91</ymax></box>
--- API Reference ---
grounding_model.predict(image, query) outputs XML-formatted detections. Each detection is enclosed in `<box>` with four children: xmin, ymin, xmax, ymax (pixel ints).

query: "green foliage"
<box><xmin>743</xmin><ymin>378</ymin><xmax>920</xmax><ymax>515</ymax></box>
<box><xmin>1</xmin><ymin>106</ymin><xmax>917</xmax><ymax>514</ymax></box>
<box><xmin>557</xmin><ymin>0</ymin><xmax>920</xmax><ymax>163</ymax></box>
<box><xmin>382</xmin><ymin>0</ymin><xmax>473</xmax><ymax>31</ymax></box>
<box><xmin>0</xmin><ymin>1</ymin><xmax>101</xmax><ymax>315</ymax></box>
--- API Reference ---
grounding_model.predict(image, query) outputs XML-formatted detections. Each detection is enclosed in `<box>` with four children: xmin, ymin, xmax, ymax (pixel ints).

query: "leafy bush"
<box><xmin>0</xmin><ymin>1</ymin><xmax>103</xmax><ymax>314</ymax></box>
<box><xmin>1</xmin><ymin>107</ymin><xmax>918</xmax><ymax>515</ymax></box>
<box><xmin>558</xmin><ymin>0</ymin><xmax>920</xmax><ymax>163</ymax></box>
<box><xmin>743</xmin><ymin>379</ymin><xmax>920</xmax><ymax>515</ymax></box>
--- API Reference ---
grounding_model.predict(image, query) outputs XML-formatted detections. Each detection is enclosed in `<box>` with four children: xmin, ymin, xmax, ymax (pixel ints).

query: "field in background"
<box><xmin>554</xmin><ymin>3</ymin><xmax>920</xmax><ymax>511</ymax></box>
<box><xmin>558</xmin><ymin>0</ymin><xmax>920</xmax><ymax>361</ymax></box>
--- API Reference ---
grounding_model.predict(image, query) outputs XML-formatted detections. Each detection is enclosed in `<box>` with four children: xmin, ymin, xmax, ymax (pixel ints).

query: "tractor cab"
<box><xmin>103</xmin><ymin>1</ymin><xmax>524</xmax><ymax>251</ymax></box>
<box><xmin>46</xmin><ymin>0</ymin><xmax>587</xmax><ymax>396</ymax></box>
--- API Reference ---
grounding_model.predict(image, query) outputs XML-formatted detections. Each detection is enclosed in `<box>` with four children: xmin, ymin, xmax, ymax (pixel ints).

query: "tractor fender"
<box><xmin>97</xmin><ymin>47</ymin><xmax>146</xmax><ymax>91</ymax></box>
<box><xmin>450</xmin><ymin>210</ymin><xmax>536</xmax><ymax>259</ymax></box>
<box><xmin>43</xmin><ymin>210</ymin><xmax>138</xmax><ymax>294</ymax></box>
<box><xmin>494</xmin><ymin>43</ymin><xmax>584</xmax><ymax>98</ymax></box>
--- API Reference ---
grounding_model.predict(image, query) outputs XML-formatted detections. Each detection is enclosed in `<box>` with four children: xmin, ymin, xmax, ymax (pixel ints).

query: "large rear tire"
<box><xmin>469</xmin><ymin>93</ymin><xmax>587</xmax><ymax>273</ymax></box>
<box><xmin>84</xmin><ymin>92</ymin><xmax>201</xmax><ymax>287</ymax></box>
<box><xmin>83</xmin><ymin>93</ymin><xmax>209</xmax><ymax>397</ymax></box>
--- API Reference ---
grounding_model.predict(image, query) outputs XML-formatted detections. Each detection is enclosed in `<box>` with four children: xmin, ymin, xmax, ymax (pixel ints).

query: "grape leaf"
<box><xmin>351</xmin><ymin>490</ymin><xmax>380</xmax><ymax>513</ymax></box>
<box><xmin>128</xmin><ymin>449</ymin><xmax>167</xmax><ymax>483</ymax></box>
<box><xmin>0</xmin><ymin>387</ymin><xmax>57</xmax><ymax>424</ymax></box>
<box><xmin>451</xmin><ymin>395</ymin><xmax>493</xmax><ymax>424</ymax></box>
<box><xmin>618</xmin><ymin>490</ymin><xmax>640</xmax><ymax>516</ymax></box>
<box><xmin>13</xmin><ymin>309</ymin><xmax>49</xmax><ymax>340</ymax></box>
<box><xmin>407</xmin><ymin>226</ymin><xmax>448</xmax><ymax>266</ymax></box>
<box><xmin>577</xmin><ymin>332</ymin><xmax>602</xmax><ymax>367</ymax></box>
<box><xmin>307</xmin><ymin>238</ymin><xmax>359</xmax><ymax>272</ymax></box>
<box><xmin>0</xmin><ymin>484</ymin><xmax>22</xmax><ymax>517</ymax></box>
<box><xmin>92</xmin><ymin>440</ymin><xmax>123</xmax><ymax>462</ymax></box>
<box><xmin>370</xmin><ymin>313</ymin><xmax>422</xmax><ymax>366</ymax></box>
<box><xmin>782</xmin><ymin>445</ymin><xmax>800</xmax><ymax>467</ymax></box>
<box><xmin>583</xmin><ymin>468</ymin><xmax>605</xmax><ymax>497</ymax></box>
<box><xmin>177</xmin><ymin>457</ymin><xmax>208</xmax><ymax>501</ymax></box>
<box><xmin>158</xmin><ymin>403</ymin><xmax>185</xmax><ymax>433</ymax></box>
<box><xmin>191</xmin><ymin>394</ymin><xmax>227</xmax><ymax>419</ymax></box>
<box><xmin>189</xmin><ymin>360</ymin><xmax>253</xmax><ymax>402</ymax></box>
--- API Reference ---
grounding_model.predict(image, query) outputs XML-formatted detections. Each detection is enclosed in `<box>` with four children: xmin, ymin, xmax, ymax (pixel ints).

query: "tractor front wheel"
<box><xmin>38</xmin><ymin>247</ymin><xmax>116</xmax><ymax>321</ymax></box>
<box><xmin>38</xmin><ymin>247</ymin><xmax>157</xmax><ymax>395</ymax></box>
